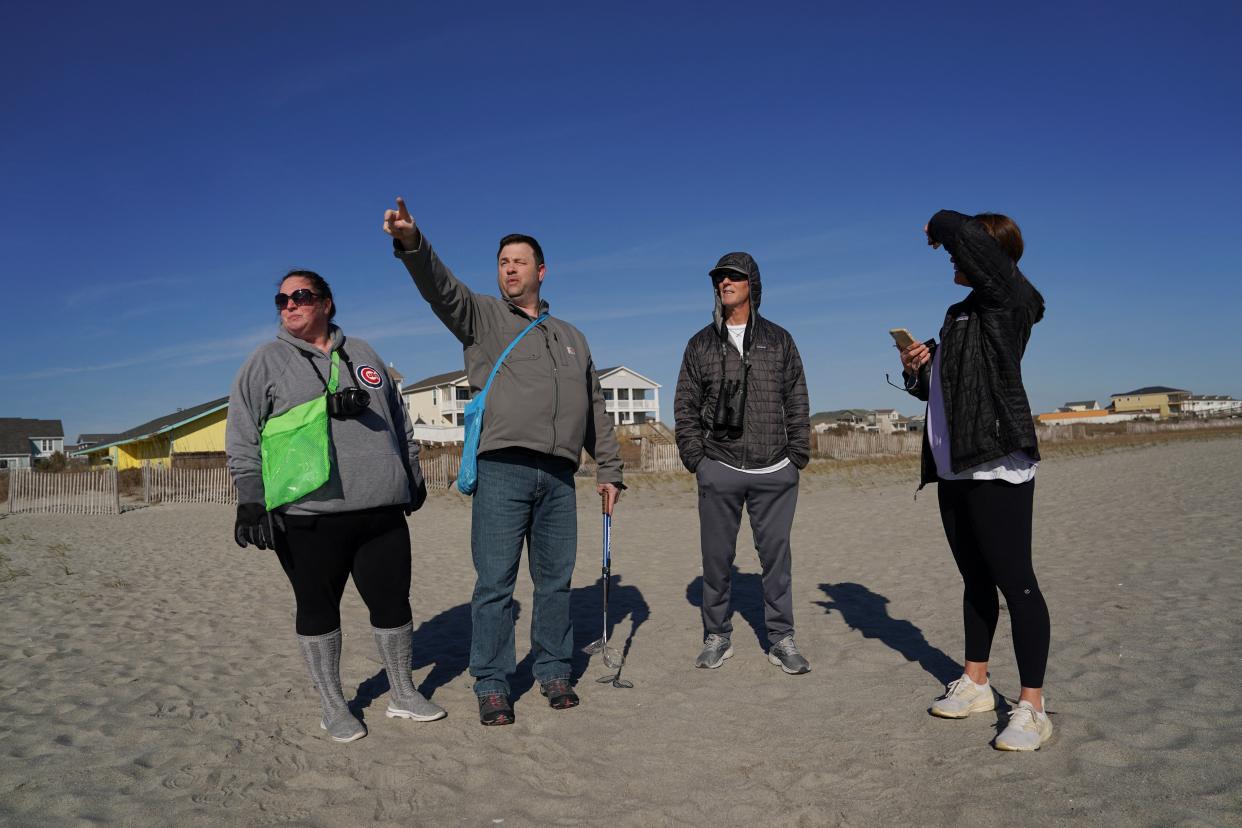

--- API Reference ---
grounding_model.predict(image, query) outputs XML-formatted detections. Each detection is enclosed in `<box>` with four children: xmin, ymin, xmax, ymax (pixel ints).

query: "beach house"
<box><xmin>1109</xmin><ymin>386</ymin><xmax>1190</xmax><ymax>417</ymax></box>
<box><xmin>597</xmin><ymin>367</ymin><xmax>661</xmax><ymax>426</ymax></box>
<box><xmin>0</xmin><ymin>418</ymin><xmax>65</xmax><ymax>469</ymax></box>
<box><xmin>74</xmin><ymin>398</ymin><xmax>228</xmax><ymax>469</ymax></box>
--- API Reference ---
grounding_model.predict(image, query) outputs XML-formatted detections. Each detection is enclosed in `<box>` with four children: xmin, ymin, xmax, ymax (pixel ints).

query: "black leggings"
<box><xmin>937</xmin><ymin>478</ymin><xmax>1049</xmax><ymax>688</ymax></box>
<box><xmin>274</xmin><ymin>506</ymin><xmax>413</xmax><ymax>636</ymax></box>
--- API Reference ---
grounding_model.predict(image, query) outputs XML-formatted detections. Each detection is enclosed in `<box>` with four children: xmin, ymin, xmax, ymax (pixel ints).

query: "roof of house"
<box><xmin>1111</xmin><ymin>386</ymin><xmax>1189</xmax><ymax>397</ymax></box>
<box><xmin>597</xmin><ymin>366</ymin><xmax>661</xmax><ymax>387</ymax></box>
<box><xmin>403</xmin><ymin>370</ymin><xmax>468</xmax><ymax>393</ymax></box>
<box><xmin>1038</xmin><ymin>410</ymin><xmax>1112</xmax><ymax>422</ymax></box>
<box><xmin>386</xmin><ymin>364</ymin><xmax>405</xmax><ymax>383</ymax></box>
<box><xmin>0</xmin><ymin>418</ymin><xmax>64</xmax><ymax>455</ymax></box>
<box><xmin>1063</xmin><ymin>400</ymin><xmax>1098</xmax><ymax>407</ymax></box>
<box><xmin>75</xmin><ymin>397</ymin><xmax>228</xmax><ymax>455</ymax></box>
<box><xmin>811</xmin><ymin>409</ymin><xmax>872</xmax><ymax>423</ymax></box>
<box><xmin>77</xmin><ymin>433</ymin><xmax>121</xmax><ymax>444</ymax></box>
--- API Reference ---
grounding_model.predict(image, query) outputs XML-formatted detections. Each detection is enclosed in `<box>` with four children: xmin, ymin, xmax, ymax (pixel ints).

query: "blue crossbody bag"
<box><xmin>457</xmin><ymin>312</ymin><xmax>549</xmax><ymax>495</ymax></box>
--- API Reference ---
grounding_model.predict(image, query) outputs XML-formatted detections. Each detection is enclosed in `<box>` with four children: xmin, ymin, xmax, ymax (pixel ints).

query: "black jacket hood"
<box><xmin>710</xmin><ymin>251</ymin><xmax>762</xmax><ymax>335</ymax></box>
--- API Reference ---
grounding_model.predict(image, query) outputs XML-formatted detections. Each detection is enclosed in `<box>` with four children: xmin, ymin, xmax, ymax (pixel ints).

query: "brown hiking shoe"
<box><xmin>539</xmin><ymin>678</ymin><xmax>580</xmax><ymax>710</ymax></box>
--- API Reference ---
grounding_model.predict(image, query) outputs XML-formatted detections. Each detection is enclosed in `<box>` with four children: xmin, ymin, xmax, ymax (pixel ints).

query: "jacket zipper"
<box><xmin>544</xmin><ymin>326</ymin><xmax>559</xmax><ymax>453</ymax></box>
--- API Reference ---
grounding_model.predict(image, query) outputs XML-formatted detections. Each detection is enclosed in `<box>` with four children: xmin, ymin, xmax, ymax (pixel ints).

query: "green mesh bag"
<box><xmin>260</xmin><ymin>351</ymin><xmax>338</xmax><ymax>510</ymax></box>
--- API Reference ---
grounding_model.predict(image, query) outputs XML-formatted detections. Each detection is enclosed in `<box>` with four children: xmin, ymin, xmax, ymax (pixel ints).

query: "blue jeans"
<box><xmin>470</xmin><ymin>449</ymin><xmax>578</xmax><ymax>696</ymax></box>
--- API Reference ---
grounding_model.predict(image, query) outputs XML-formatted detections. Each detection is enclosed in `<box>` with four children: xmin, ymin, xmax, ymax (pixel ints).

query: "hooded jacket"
<box><xmin>226</xmin><ymin>325</ymin><xmax>422</xmax><ymax>514</ymax></box>
<box><xmin>392</xmin><ymin>234</ymin><xmax>623</xmax><ymax>486</ymax></box>
<box><xmin>674</xmin><ymin>252</ymin><xmax>811</xmax><ymax>472</ymax></box>
<box><xmin>905</xmin><ymin>210</ymin><xmax>1045</xmax><ymax>487</ymax></box>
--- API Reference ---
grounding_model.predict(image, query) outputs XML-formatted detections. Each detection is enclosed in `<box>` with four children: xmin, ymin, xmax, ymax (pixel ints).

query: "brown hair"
<box><xmin>974</xmin><ymin>213</ymin><xmax>1023</xmax><ymax>263</ymax></box>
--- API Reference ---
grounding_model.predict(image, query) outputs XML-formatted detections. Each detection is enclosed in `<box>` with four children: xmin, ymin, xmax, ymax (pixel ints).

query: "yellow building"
<box><xmin>75</xmin><ymin>397</ymin><xmax>228</xmax><ymax>470</ymax></box>
<box><xmin>1109</xmin><ymin>386</ymin><xmax>1190</xmax><ymax>417</ymax></box>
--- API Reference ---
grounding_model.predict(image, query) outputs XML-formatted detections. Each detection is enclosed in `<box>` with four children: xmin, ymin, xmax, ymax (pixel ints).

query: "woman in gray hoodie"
<box><xmin>227</xmin><ymin>269</ymin><xmax>442</xmax><ymax>743</ymax></box>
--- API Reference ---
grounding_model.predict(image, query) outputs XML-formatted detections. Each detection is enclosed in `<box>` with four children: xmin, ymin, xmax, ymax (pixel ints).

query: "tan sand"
<box><xmin>1</xmin><ymin>436</ymin><xmax>1239</xmax><ymax>827</ymax></box>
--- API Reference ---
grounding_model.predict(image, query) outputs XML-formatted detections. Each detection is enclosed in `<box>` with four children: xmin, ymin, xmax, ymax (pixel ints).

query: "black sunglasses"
<box><xmin>711</xmin><ymin>271</ymin><xmax>748</xmax><ymax>284</ymax></box>
<box><xmin>274</xmin><ymin>289</ymin><xmax>321</xmax><ymax>309</ymax></box>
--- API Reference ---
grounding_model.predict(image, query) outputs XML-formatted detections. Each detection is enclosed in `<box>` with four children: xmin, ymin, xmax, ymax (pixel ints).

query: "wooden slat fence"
<box><xmin>420</xmin><ymin>453</ymin><xmax>461</xmax><ymax>491</ymax></box>
<box><xmin>5</xmin><ymin>469</ymin><xmax>120</xmax><ymax>515</ymax></box>
<box><xmin>640</xmin><ymin>442</ymin><xmax>683</xmax><ymax>472</ymax></box>
<box><xmin>144</xmin><ymin>465</ymin><xmax>236</xmax><ymax>505</ymax></box>
<box><xmin>815</xmin><ymin>431</ymin><xmax>922</xmax><ymax>459</ymax></box>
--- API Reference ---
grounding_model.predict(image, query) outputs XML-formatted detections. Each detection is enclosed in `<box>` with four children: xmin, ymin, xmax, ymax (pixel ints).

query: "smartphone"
<box><xmin>889</xmin><ymin>328</ymin><xmax>916</xmax><ymax>350</ymax></box>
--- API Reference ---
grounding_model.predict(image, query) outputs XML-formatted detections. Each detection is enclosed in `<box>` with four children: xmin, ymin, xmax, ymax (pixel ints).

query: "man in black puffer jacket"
<box><xmin>674</xmin><ymin>252</ymin><xmax>812</xmax><ymax>675</ymax></box>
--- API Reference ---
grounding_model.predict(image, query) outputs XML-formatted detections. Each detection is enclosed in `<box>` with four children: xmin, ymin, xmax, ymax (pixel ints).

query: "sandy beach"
<box><xmin>1</xmin><ymin>435</ymin><xmax>1239</xmax><ymax>827</ymax></box>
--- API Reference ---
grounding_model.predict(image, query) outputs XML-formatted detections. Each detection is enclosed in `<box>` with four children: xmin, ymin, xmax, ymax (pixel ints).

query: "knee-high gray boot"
<box><xmin>297</xmin><ymin>629</ymin><xmax>367</xmax><ymax>742</ymax></box>
<box><xmin>373</xmin><ymin>621</ymin><xmax>446</xmax><ymax>721</ymax></box>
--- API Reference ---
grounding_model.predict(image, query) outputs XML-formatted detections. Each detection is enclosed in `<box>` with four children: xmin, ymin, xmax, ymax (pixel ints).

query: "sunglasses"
<box><xmin>712</xmin><ymin>271</ymin><xmax>748</xmax><ymax>284</ymax></box>
<box><xmin>274</xmin><ymin>289</ymin><xmax>321</xmax><ymax>309</ymax></box>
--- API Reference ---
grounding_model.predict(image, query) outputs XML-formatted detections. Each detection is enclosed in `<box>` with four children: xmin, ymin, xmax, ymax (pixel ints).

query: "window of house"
<box><xmin>456</xmin><ymin>413</ymin><xmax>465</xmax><ymax>426</ymax></box>
<box><xmin>456</xmin><ymin>387</ymin><xmax>471</xmax><ymax>401</ymax></box>
<box><xmin>603</xmin><ymin>389</ymin><xmax>614</xmax><ymax>401</ymax></box>
<box><xmin>618</xmin><ymin>389</ymin><xmax>630</xmax><ymax>400</ymax></box>
<box><xmin>631</xmin><ymin>389</ymin><xmax>647</xmax><ymax>401</ymax></box>
<box><xmin>432</xmin><ymin>389</ymin><xmax>438</xmax><ymax>405</ymax></box>
<box><xmin>633</xmin><ymin>412</ymin><xmax>650</xmax><ymax>424</ymax></box>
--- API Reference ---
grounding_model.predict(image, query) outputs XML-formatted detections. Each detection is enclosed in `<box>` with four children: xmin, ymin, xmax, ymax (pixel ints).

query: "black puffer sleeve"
<box><xmin>674</xmin><ymin>338</ymin><xmax>706</xmax><ymax>472</ymax></box>
<box><xmin>927</xmin><ymin>210</ymin><xmax>1021</xmax><ymax>311</ymax></box>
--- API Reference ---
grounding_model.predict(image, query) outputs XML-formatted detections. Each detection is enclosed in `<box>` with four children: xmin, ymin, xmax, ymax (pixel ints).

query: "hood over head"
<box><xmin>710</xmin><ymin>251</ymin><xmax>762</xmax><ymax>335</ymax></box>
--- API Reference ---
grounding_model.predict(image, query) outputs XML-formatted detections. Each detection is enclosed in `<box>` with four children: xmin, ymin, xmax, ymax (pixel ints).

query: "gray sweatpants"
<box><xmin>696</xmin><ymin>459</ymin><xmax>800</xmax><ymax>645</ymax></box>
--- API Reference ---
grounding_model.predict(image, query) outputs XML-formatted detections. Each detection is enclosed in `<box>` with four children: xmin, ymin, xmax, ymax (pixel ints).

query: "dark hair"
<box><xmin>974</xmin><ymin>213</ymin><xmax>1023</xmax><ymax>263</ymax></box>
<box><xmin>280</xmin><ymin>269</ymin><xmax>336</xmax><ymax>319</ymax></box>
<box><xmin>496</xmin><ymin>234</ymin><xmax>545</xmax><ymax>267</ymax></box>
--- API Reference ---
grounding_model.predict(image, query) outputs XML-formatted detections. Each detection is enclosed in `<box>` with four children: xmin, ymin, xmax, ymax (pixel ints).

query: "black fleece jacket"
<box><xmin>674</xmin><ymin>254</ymin><xmax>811</xmax><ymax>472</ymax></box>
<box><xmin>906</xmin><ymin>210</ymin><xmax>1045</xmax><ymax>487</ymax></box>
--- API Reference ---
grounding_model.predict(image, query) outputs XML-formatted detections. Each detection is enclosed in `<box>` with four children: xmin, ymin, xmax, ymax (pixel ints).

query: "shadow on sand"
<box><xmin>685</xmin><ymin>569</ymin><xmax>771</xmax><ymax>651</ymax></box>
<box><xmin>815</xmin><ymin>581</ymin><xmax>961</xmax><ymax>684</ymax></box>
<box><xmin>352</xmin><ymin>575</ymin><xmax>650</xmax><ymax>710</ymax></box>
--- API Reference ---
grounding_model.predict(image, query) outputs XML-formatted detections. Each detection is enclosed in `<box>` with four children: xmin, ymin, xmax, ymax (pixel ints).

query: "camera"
<box><xmin>327</xmin><ymin>387</ymin><xmax>370</xmax><ymax>419</ymax></box>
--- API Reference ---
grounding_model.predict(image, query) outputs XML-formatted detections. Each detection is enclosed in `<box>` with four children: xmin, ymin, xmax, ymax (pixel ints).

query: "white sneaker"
<box><xmin>930</xmin><ymin>674</ymin><xmax>996</xmax><ymax>719</ymax></box>
<box><xmin>994</xmin><ymin>700</ymin><xmax>1053</xmax><ymax>751</ymax></box>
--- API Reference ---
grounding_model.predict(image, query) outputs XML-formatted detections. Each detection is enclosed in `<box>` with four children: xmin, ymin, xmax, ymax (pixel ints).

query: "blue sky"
<box><xmin>3</xmin><ymin>2</ymin><xmax>1240</xmax><ymax>441</ymax></box>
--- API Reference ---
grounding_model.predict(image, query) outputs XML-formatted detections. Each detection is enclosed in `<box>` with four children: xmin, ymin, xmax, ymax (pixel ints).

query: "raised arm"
<box><xmin>384</xmin><ymin>196</ymin><xmax>482</xmax><ymax>344</ymax></box>
<box><xmin>926</xmin><ymin>210</ymin><xmax>1021</xmax><ymax>310</ymax></box>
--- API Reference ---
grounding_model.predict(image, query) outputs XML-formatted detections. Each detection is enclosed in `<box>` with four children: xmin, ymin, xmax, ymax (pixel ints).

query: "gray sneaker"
<box><xmin>767</xmin><ymin>636</ymin><xmax>811</xmax><ymax>675</ymax></box>
<box><xmin>695</xmin><ymin>634</ymin><xmax>733</xmax><ymax>669</ymax></box>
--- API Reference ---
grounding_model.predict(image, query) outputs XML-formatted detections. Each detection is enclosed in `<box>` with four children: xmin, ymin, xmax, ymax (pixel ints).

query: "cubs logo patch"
<box><xmin>357</xmin><ymin>365</ymin><xmax>384</xmax><ymax>388</ymax></box>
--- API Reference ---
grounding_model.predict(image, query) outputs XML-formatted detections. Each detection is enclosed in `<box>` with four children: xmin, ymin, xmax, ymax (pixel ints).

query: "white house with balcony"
<box><xmin>597</xmin><ymin>366</ymin><xmax>661</xmax><ymax>426</ymax></box>
<box><xmin>401</xmin><ymin>370</ymin><xmax>470</xmax><ymax>443</ymax></box>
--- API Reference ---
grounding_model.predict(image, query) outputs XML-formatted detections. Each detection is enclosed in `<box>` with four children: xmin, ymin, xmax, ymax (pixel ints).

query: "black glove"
<box><xmin>234</xmin><ymin>502</ymin><xmax>274</xmax><ymax>550</ymax></box>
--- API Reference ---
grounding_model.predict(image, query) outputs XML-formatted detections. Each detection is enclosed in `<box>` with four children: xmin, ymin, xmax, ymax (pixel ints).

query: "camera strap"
<box><xmin>300</xmin><ymin>348</ymin><xmax>341</xmax><ymax>395</ymax></box>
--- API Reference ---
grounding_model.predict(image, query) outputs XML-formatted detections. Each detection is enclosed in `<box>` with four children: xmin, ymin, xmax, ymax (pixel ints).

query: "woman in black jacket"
<box><xmin>898</xmin><ymin>210</ymin><xmax>1052</xmax><ymax>751</ymax></box>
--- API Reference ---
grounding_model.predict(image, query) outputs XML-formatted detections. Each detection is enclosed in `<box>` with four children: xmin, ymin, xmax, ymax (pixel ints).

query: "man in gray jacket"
<box><xmin>383</xmin><ymin>197</ymin><xmax>623</xmax><ymax>725</ymax></box>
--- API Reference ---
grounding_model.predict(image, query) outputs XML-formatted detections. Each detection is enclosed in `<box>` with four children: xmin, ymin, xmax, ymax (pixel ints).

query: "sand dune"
<box><xmin>1</xmin><ymin>437</ymin><xmax>1239</xmax><ymax>826</ymax></box>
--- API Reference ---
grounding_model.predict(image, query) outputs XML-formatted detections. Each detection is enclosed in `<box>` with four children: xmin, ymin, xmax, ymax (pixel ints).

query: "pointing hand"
<box><xmin>383</xmin><ymin>197</ymin><xmax>419</xmax><ymax>249</ymax></box>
